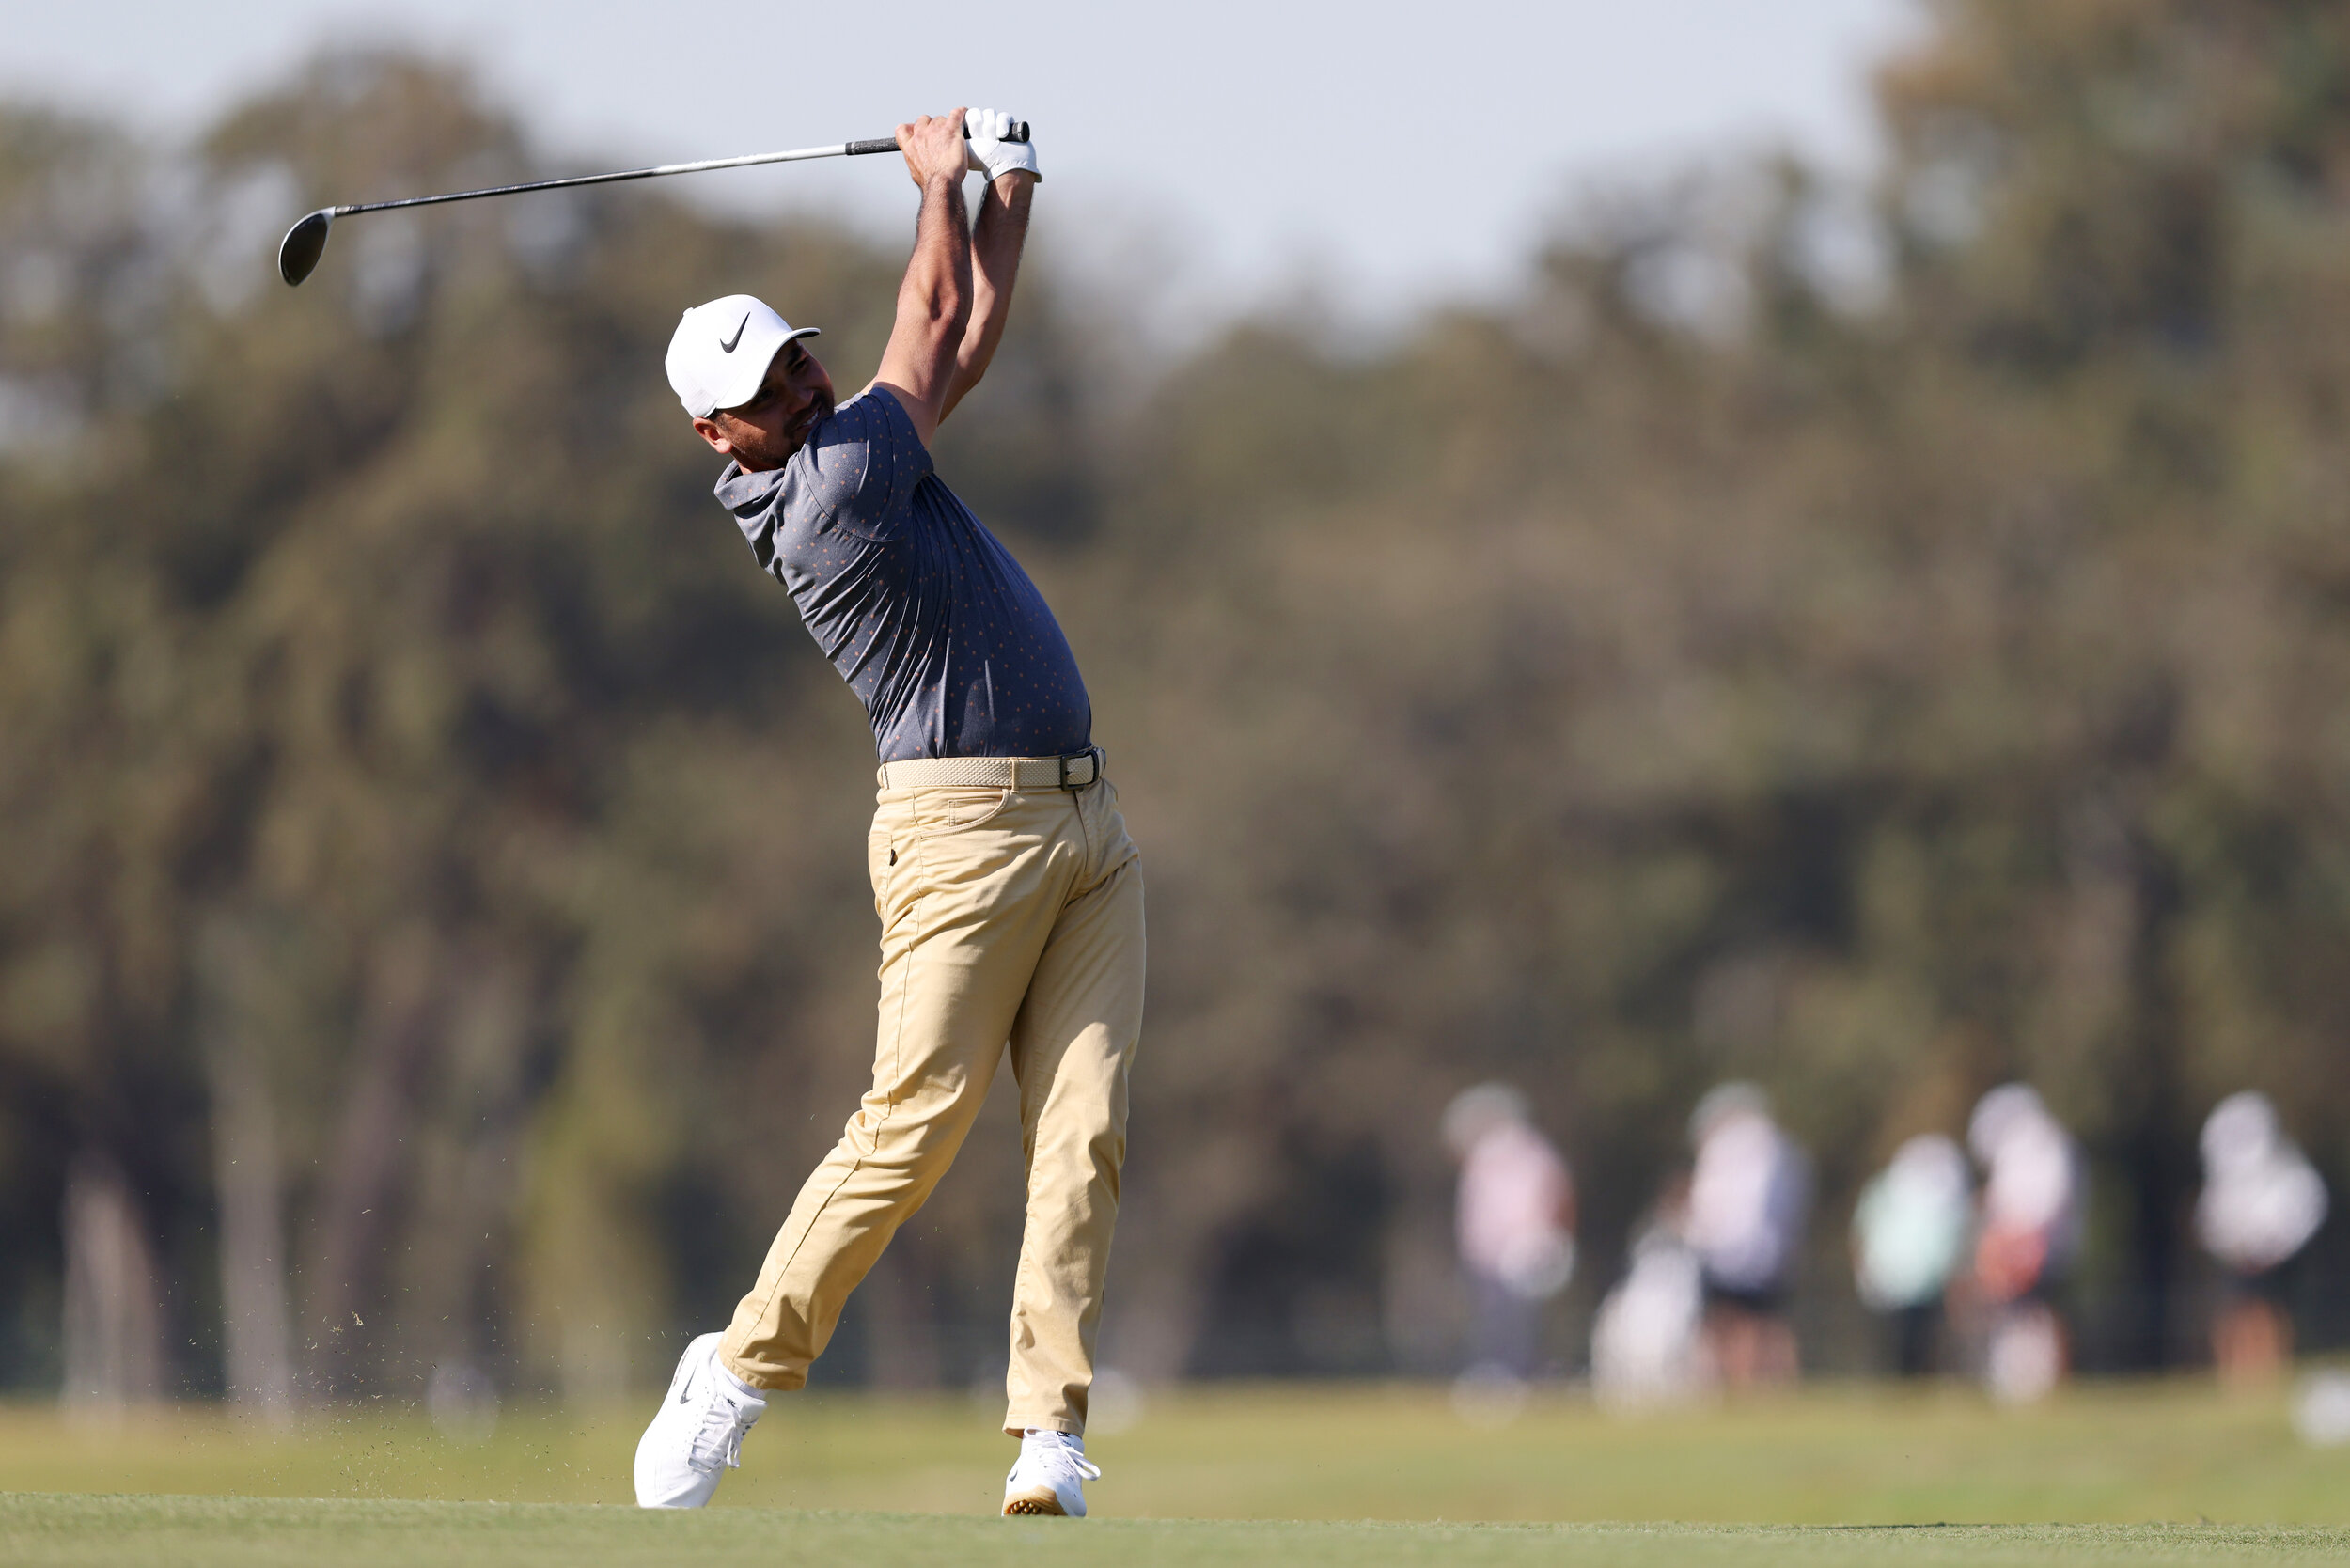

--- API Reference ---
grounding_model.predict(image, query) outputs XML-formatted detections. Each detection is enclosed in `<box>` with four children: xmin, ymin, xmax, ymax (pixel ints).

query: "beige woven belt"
<box><xmin>876</xmin><ymin>747</ymin><xmax>1104</xmax><ymax>791</ymax></box>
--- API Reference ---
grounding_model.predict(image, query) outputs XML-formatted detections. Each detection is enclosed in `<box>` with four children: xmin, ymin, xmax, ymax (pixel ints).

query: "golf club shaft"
<box><xmin>332</xmin><ymin>124</ymin><xmax>1026</xmax><ymax>219</ymax></box>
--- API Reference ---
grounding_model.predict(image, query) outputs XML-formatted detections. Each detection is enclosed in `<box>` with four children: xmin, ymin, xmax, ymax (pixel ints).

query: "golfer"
<box><xmin>634</xmin><ymin>108</ymin><xmax>1141</xmax><ymax>1521</ymax></box>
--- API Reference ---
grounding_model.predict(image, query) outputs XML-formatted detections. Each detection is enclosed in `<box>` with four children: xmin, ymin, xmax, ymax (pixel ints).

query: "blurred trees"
<box><xmin>1089</xmin><ymin>0</ymin><xmax>2350</xmax><ymax>1375</ymax></box>
<box><xmin>4</xmin><ymin>0</ymin><xmax>2350</xmax><ymax>1400</ymax></box>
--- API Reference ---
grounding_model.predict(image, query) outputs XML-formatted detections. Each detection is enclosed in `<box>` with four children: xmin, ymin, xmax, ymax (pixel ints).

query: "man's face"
<box><xmin>691</xmin><ymin>338</ymin><xmax>836</xmax><ymax>472</ymax></box>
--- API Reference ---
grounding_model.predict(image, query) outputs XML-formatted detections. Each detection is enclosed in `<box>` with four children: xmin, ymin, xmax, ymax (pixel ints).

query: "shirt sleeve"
<box><xmin>786</xmin><ymin>386</ymin><xmax>933</xmax><ymax>543</ymax></box>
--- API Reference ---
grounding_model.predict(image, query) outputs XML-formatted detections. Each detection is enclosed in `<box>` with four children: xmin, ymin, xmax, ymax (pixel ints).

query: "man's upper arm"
<box><xmin>865</xmin><ymin>374</ymin><xmax>941</xmax><ymax>449</ymax></box>
<box><xmin>796</xmin><ymin>392</ymin><xmax>926</xmax><ymax>542</ymax></box>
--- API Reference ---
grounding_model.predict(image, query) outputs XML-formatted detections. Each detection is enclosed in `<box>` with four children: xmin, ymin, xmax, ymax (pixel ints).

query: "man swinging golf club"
<box><xmin>634</xmin><ymin>108</ymin><xmax>1141</xmax><ymax>1521</ymax></box>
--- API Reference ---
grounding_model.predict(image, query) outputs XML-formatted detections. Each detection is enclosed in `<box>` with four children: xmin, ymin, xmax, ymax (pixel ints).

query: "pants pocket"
<box><xmin>910</xmin><ymin>787</ymin><xmax>1014</xmax><ymax>834</ymax></box>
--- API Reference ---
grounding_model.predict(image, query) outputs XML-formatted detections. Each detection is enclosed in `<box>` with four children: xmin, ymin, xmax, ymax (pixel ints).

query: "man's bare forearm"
<box><xmin>873</xmin><ymin>112</ymin><xmax>978</xmax><ymax>447</ymax></box>
<box><xmin>896</xmin><ymin>173</ymin><xmax>973</xmax><ymax>372</ymax></box>
<box><xmin>872</xmin><ymin>171</ymin><xmax>972</xmax><ymax>444</ymax></box>
<box><xmin>941</xmin><ymin>172</ymin><xmax>1035</xmax><ymax>422</ymax></box>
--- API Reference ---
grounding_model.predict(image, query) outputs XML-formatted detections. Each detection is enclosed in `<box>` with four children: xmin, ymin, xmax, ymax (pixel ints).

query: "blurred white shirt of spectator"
<box><xmin>2196</xmin><ymin>1090</ymin><xmax>2327</xmax><ymax>1276</ymax></box>
<box><xmin>1685</xmin><ymin>1083</ymin><xmax>1810</xmax><ymax>1295</ymax></box>
<box><xmin>2197</xmin><ymin>1089</ymin><xmax>2329</xmax><ymax>1389</ymax></box>
<box><xmin>1438</xmin><ymin>1090</ymin><xmax>1570</xmax><ymax>1297</ymax></box>
<box><xmin>1966</xmin><ymin>1082</ymin><xmax>2084</xmax><ymax>1294</ymax></box>
<box><xmin>1853</xmin><ymin>1134</ymin><xmax>1972</xmax><ymax>1312</ymax></box>
<box><xmin>1966</xmin><ymin>1083</ymin><xmax>2084</xmax><ymax>1403</ymax></box>
<box><xmin>1684</xmin><ymin>1082</ymin><xmax>1810</xmax><ymax>1389</ymax></box>
<box><xmin>1442</xmin><ymin>1083</ymin><xmax>1575</xmax><ymax>1395</ymax></box>
<box><xmin>1446</xmin><ymin>1084</ymin><xmax>1576</xmax><ymax>1300</ymax></box>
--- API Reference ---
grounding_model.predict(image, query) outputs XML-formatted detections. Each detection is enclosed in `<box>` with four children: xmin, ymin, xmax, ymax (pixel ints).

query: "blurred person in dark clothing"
<box><xmin>1684</xmin><ymin>1083</ymin><xmax>1810</xmax><ymax>1388</ymax></box>
<box><xmin>1852</xmin><ymin>1134</ymin><xmax>1971</xmax><ymax>1377</ymax></box>
<box><xmin>1965</xmin><ymin>1084</ymin><xmax>2083</xmax><ymax>1404</ymax></box>
<box><xmin>1443</xmin><ymin>1083</ymin><xmax>1575</xmax><ymax>1383</ymax></box>
<box><xmin>2197</xmin><ymin>1090</ymin><xmax>2328</xmax><ymax>1388</ymax></box>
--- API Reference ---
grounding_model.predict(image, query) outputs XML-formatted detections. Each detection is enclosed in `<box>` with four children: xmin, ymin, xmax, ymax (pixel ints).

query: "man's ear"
<box><xmin>691</xmin><ymin>416</ymin><xmax>734</xmax><ymax>457</ymax></box>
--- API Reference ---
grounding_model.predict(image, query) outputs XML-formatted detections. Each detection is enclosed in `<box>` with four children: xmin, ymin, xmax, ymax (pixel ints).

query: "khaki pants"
<box><xmin>719</xmin><ymin>776</ymin><xmax>1145</xmax><ymax>1435</ymax></box>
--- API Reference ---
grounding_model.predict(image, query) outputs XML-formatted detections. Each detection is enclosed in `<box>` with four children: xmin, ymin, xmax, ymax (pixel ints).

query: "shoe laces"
<box><xmin>687</xmin><ymin>1378</ymin><xmax>760</xmax><ymax>1473</ymax></box>
<box><xmin>1019</xmin><ymin>1432</ymin><xmax>1102</xmax><ymax>1488</ymax></box>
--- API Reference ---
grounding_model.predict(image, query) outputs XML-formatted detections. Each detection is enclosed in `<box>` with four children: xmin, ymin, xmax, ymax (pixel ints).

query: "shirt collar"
<box><xmin>713</xmin><ymin>457</ymin><xmax>789</xmax><ymax>510</ymax></box>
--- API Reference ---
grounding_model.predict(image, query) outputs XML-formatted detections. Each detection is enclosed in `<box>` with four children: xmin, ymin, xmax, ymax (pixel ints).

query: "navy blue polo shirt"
<box><xmin>714</xmin><ymin>385</ymin><xmax>1092</xmax><ymax>763</ymax></box>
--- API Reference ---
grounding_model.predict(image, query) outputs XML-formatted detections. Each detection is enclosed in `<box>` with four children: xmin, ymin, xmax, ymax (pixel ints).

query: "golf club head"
<box><xmin>277</xmin><ymin>210</ymin><xmax>335</xmax><ymax>287</ymax></box>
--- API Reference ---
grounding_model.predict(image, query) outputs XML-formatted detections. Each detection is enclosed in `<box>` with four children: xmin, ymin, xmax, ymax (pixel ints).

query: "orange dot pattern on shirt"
<box><xmin>714</xmin><ymin>388</ymin><xmax>1093</xmax><ymax>763</ymax></box>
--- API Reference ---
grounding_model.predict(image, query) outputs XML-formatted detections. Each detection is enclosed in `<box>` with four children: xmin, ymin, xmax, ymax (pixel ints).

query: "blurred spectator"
<box><xmin>2197</xmin><ymin>1090</ymin><xmax>2329</xmax><ymax>1388</ymax></box>
<box><xmin>1442</xmin><ymin>1083</ymin><xmax>1575</xmax><ymax>1383</ymax></box>
<box><xmin>1852</xmin><ymin>1134</ymin><xmax>1972</xmax><ymax>1376</ymax></box>
<box><xmin>1590</xmin><ymin>1196</ymin><xmax>1706</xmax><ymax>1410</ymax></box>
<box><xmin>1966</xmin><ymin>1083</ymin><xmax>2084</xmax><ymax>1404</ymax></box>
<box><xmin>1684</xmin><ymin>1083</ymin><xmax>1810</xmax><ymax>1388</ymax></box>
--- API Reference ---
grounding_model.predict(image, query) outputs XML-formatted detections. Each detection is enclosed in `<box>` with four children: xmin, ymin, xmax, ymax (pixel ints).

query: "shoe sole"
<box><xmin>1002</xmin><ymin>1488</ymin><xmax>1068</xmax><ymax>1516</ymax></box>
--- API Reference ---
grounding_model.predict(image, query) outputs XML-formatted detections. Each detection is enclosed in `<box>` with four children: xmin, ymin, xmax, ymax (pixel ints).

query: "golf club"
<box><xmin>276</xmin><ymin>119</ymin><xmax>1030</xmax><ymax>287</ymax></box>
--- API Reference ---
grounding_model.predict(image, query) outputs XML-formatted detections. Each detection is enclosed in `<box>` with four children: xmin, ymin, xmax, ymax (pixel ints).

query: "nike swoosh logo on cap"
<box><xmin>719</xmin><ymin>312</ymin><xmax>750</xmax><ymax>353</ymax></box>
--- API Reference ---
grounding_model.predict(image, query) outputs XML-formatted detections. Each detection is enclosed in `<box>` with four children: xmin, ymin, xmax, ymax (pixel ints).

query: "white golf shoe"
<box><xmin>634</xmin><ymin>1332</ymin><xmax>766</xmax><ymax>1508</ymax></box>
<box><xmin>1000</xmin><ymin>1429</ymin><xmax>1101</xmax><ymax>1517</ymax></box>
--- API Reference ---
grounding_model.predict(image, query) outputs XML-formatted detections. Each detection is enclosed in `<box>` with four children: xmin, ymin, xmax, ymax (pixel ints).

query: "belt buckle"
<box><xmin>1058</xmin><ymin>748</ymin><xmax>1097</xmax><ymax>790</ymax></box>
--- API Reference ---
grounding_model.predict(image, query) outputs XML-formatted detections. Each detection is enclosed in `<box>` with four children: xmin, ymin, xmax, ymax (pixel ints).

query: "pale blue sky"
<box><xmin>5</xmin><ymin>0</ymin><xmax>1919</xmax><ymax>318</ymax></box>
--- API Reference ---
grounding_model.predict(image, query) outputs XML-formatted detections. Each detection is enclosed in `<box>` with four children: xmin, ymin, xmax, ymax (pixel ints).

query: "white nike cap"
<box><xmin>665</xmin><ymin>294</ymin><xmax>822</xmax><ymax>418</ymax></box>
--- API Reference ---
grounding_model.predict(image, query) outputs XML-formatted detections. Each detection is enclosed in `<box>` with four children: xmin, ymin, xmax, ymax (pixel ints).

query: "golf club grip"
<box><xmin>844</xmin><ymin>121</ymin><xmax>1032</xmax><ymax>157</ymax></box>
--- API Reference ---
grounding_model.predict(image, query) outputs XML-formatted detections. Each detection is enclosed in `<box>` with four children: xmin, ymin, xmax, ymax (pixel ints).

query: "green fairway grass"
<box><xmin>4</xmin><ymin>1380</ymin><xmax>2347</xmax><ymax>1524</ymax></box>
<box><xmin>3</xmin><ymin>1496</ymin><xmax>2348</xmax><ymax>1568</ymax></box>
<box><xmin>4</xmin><ymin>1379</ymin><xmax>2350</xmax><ymax>1566</ymax></box>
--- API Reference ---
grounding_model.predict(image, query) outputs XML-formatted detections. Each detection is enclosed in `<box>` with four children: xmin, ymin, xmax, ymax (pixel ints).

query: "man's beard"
<box><xmin>786</xmin><ymin>391</ymin><xmax>835</xmax><ymax>453</ymax></box>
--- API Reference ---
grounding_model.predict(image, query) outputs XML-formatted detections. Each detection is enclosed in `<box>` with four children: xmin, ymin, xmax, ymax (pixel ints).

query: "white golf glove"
<box><xmin>964</xmin><ymin>107</ymin><xmax>1041</xmax><ymax>183</ymax></box>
